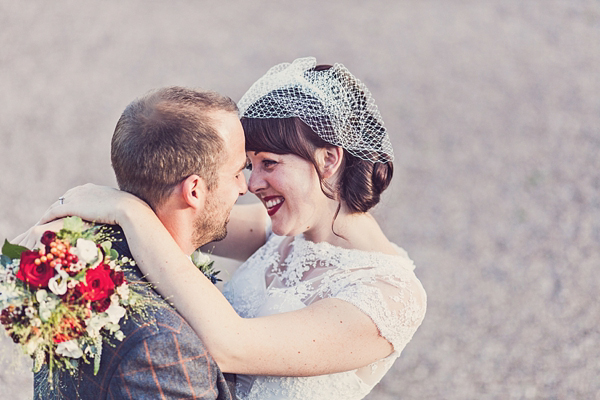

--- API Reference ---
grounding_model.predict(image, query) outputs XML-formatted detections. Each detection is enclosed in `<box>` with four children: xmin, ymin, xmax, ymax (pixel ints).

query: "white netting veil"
<box><xmin>238</xmin><ymin>57</ymin><xmax>394</xmax><ymax>163</ymax></box>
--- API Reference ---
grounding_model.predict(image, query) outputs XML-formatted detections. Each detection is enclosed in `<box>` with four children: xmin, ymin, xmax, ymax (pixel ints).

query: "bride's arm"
<box><xmin>37</xmin><ymin>184</ymin><xmax>394</xmax><ymax>376</ymax></box>
<box><xmin>116</xmin><ymin>202</ymin><xmax>393</xmax><ymax>376</ymax></box>
<box><xmin>200</xmin><ymin>203</ymin><xmax>268</xmax><ymax>261</ymax></box>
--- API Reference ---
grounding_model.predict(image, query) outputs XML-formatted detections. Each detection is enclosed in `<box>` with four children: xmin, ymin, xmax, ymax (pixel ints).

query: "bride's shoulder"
<box><xmin>342</xmin><ymin>214</ymin><xmax>403</xmax><ymax>257</ymax></box>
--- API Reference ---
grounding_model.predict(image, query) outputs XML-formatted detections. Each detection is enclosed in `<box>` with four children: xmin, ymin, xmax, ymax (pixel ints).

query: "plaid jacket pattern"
<box><xmin>33</xmin><ymin>226</ymin><xmax>235</xmax><ymax>400</ymax></box>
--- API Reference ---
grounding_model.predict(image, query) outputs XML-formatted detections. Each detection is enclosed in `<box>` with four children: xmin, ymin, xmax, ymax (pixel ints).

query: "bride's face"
<box><xmin>246</xmin><ymin>151</ymin><xmax>329</xmax><ymax>237</ymax></box>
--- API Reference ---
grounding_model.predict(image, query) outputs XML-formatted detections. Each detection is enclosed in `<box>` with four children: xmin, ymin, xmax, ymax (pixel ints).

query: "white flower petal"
<box><xmin>105</xmin><ymin>303</ymin><xmax>126</xmax><ymax>325</ymax></box>
<box><xmin>55</xmin><ymin>339</ymin><xmax>83</xmax><ymax>359</ymax></box>
<box><xmin>35</xmin><ymin>289</ymin><xmax>48</xmax><ymax>303</ymax></box>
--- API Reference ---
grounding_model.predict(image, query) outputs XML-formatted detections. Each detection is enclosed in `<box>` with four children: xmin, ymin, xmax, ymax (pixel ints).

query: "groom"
<box><xmin>33</xmin><ymin>87</ymin><xmax>247</xmax><ymax>399</ymax></box>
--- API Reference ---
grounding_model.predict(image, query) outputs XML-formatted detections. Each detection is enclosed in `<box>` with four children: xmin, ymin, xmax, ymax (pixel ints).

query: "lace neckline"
<box><xmin>267</xmin><ymin>234</ymin><xmax>414</xmax><ymax>288</ymax></box>
<box><xmin>288</xmin><ymin>234</ymin><xmax>409</xmax><ymax>262</ymax></box>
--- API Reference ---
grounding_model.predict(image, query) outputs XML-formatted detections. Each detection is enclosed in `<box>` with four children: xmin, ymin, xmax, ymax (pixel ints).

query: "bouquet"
<box><xmin>0</xmin><ymin>217</ymin><xmax>149</xmax><ymax>382</ymax></box>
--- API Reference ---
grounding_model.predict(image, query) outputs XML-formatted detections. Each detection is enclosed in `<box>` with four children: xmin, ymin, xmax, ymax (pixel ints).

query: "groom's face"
<box><xmin>194</xmin><ymin>110</ymin><xmax>247</xmax><ymax>245</ymax></box>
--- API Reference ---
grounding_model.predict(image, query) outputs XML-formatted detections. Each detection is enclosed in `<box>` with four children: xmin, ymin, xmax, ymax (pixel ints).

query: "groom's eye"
<box><xmin>245</xmin><ymin>162</ymin><xmax>252</xmax><ymax>171</ymax></box>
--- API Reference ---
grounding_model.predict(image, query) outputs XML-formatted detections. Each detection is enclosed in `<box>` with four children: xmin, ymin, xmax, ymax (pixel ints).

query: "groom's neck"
<box><xmin>155</xmin><ymin>209</ymin><xmax>195</xmax><ymax>256</ymax></box>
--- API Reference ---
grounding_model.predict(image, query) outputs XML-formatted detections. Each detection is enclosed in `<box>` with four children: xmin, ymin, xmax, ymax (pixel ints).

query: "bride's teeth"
<box><xmin>265</xmin><ymin>198</ymin><xmax>283</xmax><ymax>208</ymax></box>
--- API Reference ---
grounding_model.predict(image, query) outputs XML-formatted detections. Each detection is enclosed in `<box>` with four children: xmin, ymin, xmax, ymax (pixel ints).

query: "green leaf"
<box><xmin>110</xmin><ymin>249</ymin><xmax>119</xmax><ymax>261</ymax></box>
<box><xmin>100</xmin><ymin>241</ymin><xmax>112</xmax><ymax>254</ymax></box>
<box><xmin>2</xmin><ymin>239</ymin><xmax>29</xmax><ymax>259</ymax></box>
<box><xmin>93</xmin><ymin>340</ymin><xmax>103</xmax><ymax>375</ymax></box>
<box><xmin>62</xmin><ymin>216</ymin><xmax>84</xmax><ymax>233</ymax></box>
<box><xmin>74</xmin><ymin>269</ymin><xmax>88</xmax><ymax>281</ymax></box>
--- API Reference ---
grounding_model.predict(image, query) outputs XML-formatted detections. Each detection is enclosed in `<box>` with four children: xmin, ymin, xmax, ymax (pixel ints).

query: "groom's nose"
<box><xmin>238</xmin><ymin>173</ymin><xmax>248</xmax><ymax>196</ymax></box>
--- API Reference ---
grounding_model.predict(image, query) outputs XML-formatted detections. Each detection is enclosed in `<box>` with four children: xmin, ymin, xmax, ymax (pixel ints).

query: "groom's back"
<box><xmin>33</xmin><ymin>227</ymin><xmax>234</xmax><ymax>400</ymax></box>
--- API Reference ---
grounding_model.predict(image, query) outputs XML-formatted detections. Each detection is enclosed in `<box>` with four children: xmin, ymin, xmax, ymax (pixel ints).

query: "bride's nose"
<box><xmin>247</xmin><ymin>170</ymin><xmax>267</xmax><ymax>194</ymax></box>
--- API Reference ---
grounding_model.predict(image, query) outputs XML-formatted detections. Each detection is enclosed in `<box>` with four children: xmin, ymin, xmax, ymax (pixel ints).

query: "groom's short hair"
<box><xmin>111</xmin><ymin>86</ymin><xmax>238</xmax><ymax>210</ymax></box>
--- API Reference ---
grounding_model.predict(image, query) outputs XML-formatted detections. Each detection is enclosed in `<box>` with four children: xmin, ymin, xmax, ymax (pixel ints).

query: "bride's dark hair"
<box><xmin>242</xmin><ymin>63</ymin><xmax>393</xmax><ymax>213</ymax></box>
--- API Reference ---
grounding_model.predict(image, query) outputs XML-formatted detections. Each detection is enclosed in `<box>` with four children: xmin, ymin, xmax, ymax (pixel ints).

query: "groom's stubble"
<box><xmin>192</xmin><ymin>190</ymin><xmax>229</xmax><ymax>248</ymax></box>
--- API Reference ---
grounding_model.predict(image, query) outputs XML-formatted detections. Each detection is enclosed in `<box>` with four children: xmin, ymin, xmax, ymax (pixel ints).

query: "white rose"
<box><xmin>191</xmin><ymin>250</ymin><xmax>211</xmax><ymax>267</ymax></box>
<box><xmin>74</xmin><ymin>239</ymin><xmax>100</xmax><ymax>264</ymax></box>
<box><xmin>55</xmin><ymin>339</ymin><xmax>83</xmax><ymax>359</ymax></box>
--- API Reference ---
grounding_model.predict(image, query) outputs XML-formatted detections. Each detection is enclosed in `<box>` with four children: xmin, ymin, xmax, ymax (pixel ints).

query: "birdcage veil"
<box><xmin>238</xmin><ymin>57</ymin><xmax>394</xmax><ymax>163</ymax></box>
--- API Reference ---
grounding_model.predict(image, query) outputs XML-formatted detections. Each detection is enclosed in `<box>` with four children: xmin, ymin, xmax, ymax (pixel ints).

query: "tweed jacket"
<box><xmin>33</xmin><ymin>226</ymin><xmax>234</xmax><ymax>400</ymax></box>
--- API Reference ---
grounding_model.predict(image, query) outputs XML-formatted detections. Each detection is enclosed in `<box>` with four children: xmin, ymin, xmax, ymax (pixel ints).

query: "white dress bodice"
<box><xmin>223</xmin><ymin>233</ymin><xmax>427</xmax><ymax>400</ymax></box>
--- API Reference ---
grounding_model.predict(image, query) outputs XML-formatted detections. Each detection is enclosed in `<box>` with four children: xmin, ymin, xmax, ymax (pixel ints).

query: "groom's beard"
<box><xmin>192</xmin><ymin>195</ymin><xmax>228</xmax><ymax>248</ymax></box>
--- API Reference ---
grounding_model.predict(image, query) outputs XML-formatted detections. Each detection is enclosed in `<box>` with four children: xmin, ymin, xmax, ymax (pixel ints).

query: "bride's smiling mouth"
<box><xmin>263</xmin><ymin>196</ymin><xmax>284</xmax><ymax>216</ymax></box>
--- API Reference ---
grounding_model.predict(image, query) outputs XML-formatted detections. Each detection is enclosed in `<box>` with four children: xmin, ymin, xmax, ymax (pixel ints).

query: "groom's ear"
<box><xmin>181</xmin><ymin>174</ymin><xmax>208</xmax><ymax>210</ymax></box>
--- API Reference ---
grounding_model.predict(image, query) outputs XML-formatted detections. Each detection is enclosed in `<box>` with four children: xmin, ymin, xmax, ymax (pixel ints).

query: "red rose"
<box><xmin>16</xmin><ymin>250</ymin><xmax>55</xmax><ymax>288</ymax></box>
<box><xmin>93</xmin><ymin>297</ymin><xmax>111</xmax><ymax>313</ymax></box>
<box><xmin>110</xmin><ymin>270</ymin><xmax>125</xmax><ymax>287</ymax></box>
<box><xmin>40</xmin><ymin>231</ymin><xmax>57</xmax><ymax>246</ymax></box>
<box><xmin>78</xmin><ymin>264</ymin><xmax>115</xmax><ymax>302</ymax></box>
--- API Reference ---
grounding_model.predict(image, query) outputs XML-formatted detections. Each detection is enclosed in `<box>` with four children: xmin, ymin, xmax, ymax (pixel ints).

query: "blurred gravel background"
<box><xmin>1</xmin><ymin>1</ymin><xmax>599</xmax><ymax>399</ymax></box>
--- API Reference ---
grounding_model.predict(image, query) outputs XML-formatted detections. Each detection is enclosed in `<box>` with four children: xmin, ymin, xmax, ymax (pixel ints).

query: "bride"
<box><xmin>36</xmin><ymin>57</ymin><xmax>426</xmax><ymax>400</ymax></box>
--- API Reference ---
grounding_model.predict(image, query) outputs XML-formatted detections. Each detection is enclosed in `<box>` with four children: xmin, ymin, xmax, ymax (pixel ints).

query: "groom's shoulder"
<box><xmin>95</xmin><ymin>225</ymin><xmax>202</xmax><ymax>344</ymax></box>
<box><xmin>97</xmin><ymin>223</ymin><xmax>131</xmax><ymax>254</ymax></box>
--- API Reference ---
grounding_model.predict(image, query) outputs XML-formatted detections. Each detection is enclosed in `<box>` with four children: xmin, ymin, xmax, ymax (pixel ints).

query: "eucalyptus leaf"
<box><xmin>100</xmin><ymin>241</ymin><xmax>112</xmax><ymax>254</ymax></box>
<box><xmin>62</xmin><ymin>216</ymin><xmax>84</xmax><ymax>233</ymax></box>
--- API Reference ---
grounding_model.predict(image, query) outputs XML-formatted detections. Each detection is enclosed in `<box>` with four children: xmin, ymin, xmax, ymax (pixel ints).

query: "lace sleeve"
<box><xmin>333</xmin><ymin>267</ymin><xmax>427</xmax><ymax>352</ymax></box>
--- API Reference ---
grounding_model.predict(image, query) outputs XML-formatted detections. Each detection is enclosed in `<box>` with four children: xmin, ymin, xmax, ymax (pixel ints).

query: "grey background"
<box><xmin>1</xmin><ymin>1</ymin><xmax>599</xmax><ymax>399</ymax></box>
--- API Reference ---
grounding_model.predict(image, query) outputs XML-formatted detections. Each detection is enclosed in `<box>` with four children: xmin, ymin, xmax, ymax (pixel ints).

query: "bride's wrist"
<box><xmin>117</xmin><ymin>195</ymin><xmax>154</xmax><ymax>227</ymax></box>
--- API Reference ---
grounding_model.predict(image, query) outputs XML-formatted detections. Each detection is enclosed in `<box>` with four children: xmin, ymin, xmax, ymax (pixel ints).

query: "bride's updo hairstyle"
<box><xmin>239</xmin><ymin>58</ymin><xmax>394</xmax><ymax>213</ymax></box>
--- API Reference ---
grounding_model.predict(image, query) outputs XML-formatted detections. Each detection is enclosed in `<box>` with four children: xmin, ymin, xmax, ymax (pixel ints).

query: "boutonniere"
<box><xmin>191</xmin><ymin>250</ymin><xmax>221</xmax><ymax>284</ymax></box>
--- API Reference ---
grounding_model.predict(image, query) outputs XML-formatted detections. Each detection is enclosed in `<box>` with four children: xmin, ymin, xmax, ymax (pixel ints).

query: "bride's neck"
<box><xmin>302</xmin><ymin>202</ymin><xmax>396</xmax><ymax>255</ymax></box>
<box><xmin>302</xmin><ymin>201</ymin><xmax>366</xmax><ymax>246</ymax></box>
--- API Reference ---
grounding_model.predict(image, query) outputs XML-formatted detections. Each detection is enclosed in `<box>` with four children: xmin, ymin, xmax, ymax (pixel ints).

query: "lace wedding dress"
<box><xmin>223</xmin><ymin>233</ymin><xmax>427</xmax><ymax>400</ymax></box>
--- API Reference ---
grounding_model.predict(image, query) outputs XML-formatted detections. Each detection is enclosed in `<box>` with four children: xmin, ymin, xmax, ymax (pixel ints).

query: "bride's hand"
<box><xmin>13</xmin><ymin>219</ymin><xmax>65</xmax><ymax>250</ymax></box>
<box><xmin>38</xmin><ymin>183</ymin><xmax>151</xmax><ymax>226</ymax></box>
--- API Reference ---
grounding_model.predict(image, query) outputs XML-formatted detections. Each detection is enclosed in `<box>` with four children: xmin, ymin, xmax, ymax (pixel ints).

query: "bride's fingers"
<box><xmin>38</xmin><ymin>185</ymin><xmax>90</xmax><ymax>224</ymax></box>
<box><xmin>38</xmin><ymin>199</ymin><xmax>66</xmax><ymax>225</ymax></box>
<box><xmin>17</xmin><ymin>220</ymin><xmax>65</xmax><ymax>249</ymax></box>
<box><xmin>24</xmin><ymin>235</ymin><xmax>40</xmax><ymax>250</ymax></box>
<box><xmin>13</xmin><ymin>226</ymin><xmax>39</xmax><ymax>249</ymax></box>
